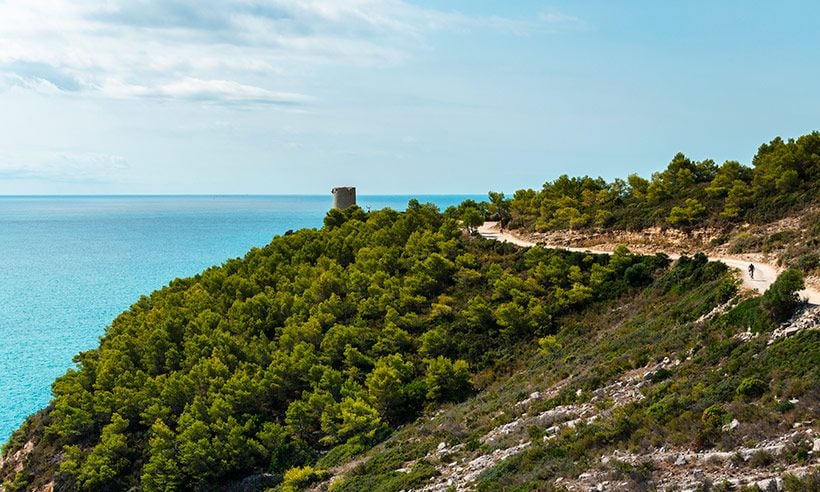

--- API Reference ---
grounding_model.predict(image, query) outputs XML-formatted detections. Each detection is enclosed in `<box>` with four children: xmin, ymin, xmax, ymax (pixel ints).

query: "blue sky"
<box><xmin>0</xmin><ymin>1</ymin><xmax>818</xmax><ymax>195</ymax></box>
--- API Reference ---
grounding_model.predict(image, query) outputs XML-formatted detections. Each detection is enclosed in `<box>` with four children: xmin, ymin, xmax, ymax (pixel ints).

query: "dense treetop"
<box><xmin>455</xmin><ymin>132</ymin><xmax>820</xmax><ymax>231</ymax></box>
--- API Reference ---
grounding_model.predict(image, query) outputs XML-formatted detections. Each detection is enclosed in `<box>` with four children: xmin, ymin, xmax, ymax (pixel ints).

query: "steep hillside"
<box><xmin>323</xmin><ymin>257</ymin><xmax>819</xmax><ymax>491</ymax></box>
<box><xmin>1</xmin><ymin>203</ymin><xmax>672</xmax><ymax>491</ymax></box>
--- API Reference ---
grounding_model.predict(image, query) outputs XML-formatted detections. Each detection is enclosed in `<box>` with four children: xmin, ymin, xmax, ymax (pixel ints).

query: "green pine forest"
<box><xmin>458</xmin><ymin>131</ymin><xmax>820</xmax><ymax>231</ymax></box>
<box><xmin>1</xmin><ymin>132</ymin><xmax>818</xmax><ymax>491</ymax></box>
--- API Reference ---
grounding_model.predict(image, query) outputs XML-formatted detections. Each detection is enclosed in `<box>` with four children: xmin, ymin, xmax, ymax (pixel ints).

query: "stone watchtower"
<box><xmin>331</xmin><ymin>187</ymin><xmax>356</xmax><ymax>209</ymax></box>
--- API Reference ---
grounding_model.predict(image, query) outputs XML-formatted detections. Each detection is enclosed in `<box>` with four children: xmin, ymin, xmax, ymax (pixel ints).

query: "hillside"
<box><xmin>1</xmin><ymin>203</ymin><xmax>676</xmax><ymax>491</ymax></box>
<box><xmin>323</xmin><ymin>257</ymin><xmax>819</xmax><ymax>491</ymax></box>
<box><xmin>2</xmin><ymin>133</ymin><xmax>819</xmax><ymax>491</ymax></box>
<box><xmin>2</xmin><ymin>205</ymin><xmax>817</xmax><ymax>492</ymax></box>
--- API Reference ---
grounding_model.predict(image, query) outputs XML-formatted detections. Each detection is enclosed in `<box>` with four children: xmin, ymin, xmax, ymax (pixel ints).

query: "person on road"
<box><xmin>748</xmin><ymin>263</ymin><xmax>755</xmax><ymax>279</ymax></box>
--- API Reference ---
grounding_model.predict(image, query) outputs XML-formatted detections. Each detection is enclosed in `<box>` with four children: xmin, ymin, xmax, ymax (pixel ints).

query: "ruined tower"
<box><xmin>331</xmin><ymin>187</ymin><xmax>356</xmax><ymax>209</ymax></box>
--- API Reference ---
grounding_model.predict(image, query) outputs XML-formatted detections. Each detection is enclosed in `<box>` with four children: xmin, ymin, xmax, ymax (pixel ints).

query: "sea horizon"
<box><xmin>0</xmin><ymin>193</ymin><xmax>490</xmax><ymax>198</ymax></box>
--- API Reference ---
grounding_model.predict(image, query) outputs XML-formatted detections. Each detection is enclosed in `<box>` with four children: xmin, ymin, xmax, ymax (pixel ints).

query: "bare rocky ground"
<box><xmin>769</xmin><ymin>304</ymin><xmax>820</xmax><ymax>344</ymax></box>
<box><xmin>0</xmin><ymin>441</ymin><xmax>33</xmax><ymax>475</ymax></box>
<box><xmin>518</xmin><ymin>226</ymin><xmax>720</xmax><ymax>257</ymax></box>
<box><xmin>0</xmin><ymin>439</ymin><xmax>54</xmax><ymax>492</ymax></box>
<box><xmin>410</xmin><ymin>359</ymin><xmax>674</xmax><ymax>491</ymax></box>
<box><xmin>558</xmin><ymin>443</ymin><xmax>818</xmax><ymax>492</ymax></box>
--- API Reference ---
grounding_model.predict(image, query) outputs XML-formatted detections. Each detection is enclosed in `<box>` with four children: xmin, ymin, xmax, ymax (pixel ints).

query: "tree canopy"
<box><xmin>3</xmin><ymin>203</ymin><xmax>666</xmax><ymax>491</ymax></box>
<box><xmin>493</xmin><ymin>132</ymin><xmax>820</xmax><ymax>231</ymax></box>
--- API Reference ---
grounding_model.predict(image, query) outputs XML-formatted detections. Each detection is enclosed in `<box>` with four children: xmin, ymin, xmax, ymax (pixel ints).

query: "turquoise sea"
<box><xmin>0</xmin><ymin>195</ymin><xmax>480</xmax><ymax>442</ymax></box>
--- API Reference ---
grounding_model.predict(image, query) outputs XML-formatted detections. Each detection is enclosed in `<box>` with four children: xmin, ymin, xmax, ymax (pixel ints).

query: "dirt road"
<box><xmin>478</xmin><ymin>222</ymin><xmax>820</xmax><ymax>305</ymax></box>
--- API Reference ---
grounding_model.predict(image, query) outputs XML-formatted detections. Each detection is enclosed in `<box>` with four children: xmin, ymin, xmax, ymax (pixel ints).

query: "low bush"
<box><xmin>282</xmin><ymin>466</ymin><xmax>329</xmax><ymax>491</ymax></box>
<box><xmin>748</xmin><ymin>450</ymin><xmax>774</xmax><ymax>467</ymax></box>
<box><xmin>761</xmin><ymin>269</ymin><xmax>805</xmax><ymax>322</ymax></box>
<box><xmin>728</xmin><ymin>233</ymin><xmax>764</xmax><ymax>253</ymax></box>
<box><xmin>736</xmin><ymin>377</ymin><xmax>767</xmax><ymax>398</ymax></box>
<box><xmin>794</xmin><ymin>253</ymin><xmax>820</xmax><ymax>273</ymax></box>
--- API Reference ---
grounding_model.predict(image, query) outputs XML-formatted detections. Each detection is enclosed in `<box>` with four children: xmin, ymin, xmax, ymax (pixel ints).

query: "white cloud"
<box><xmin>101</xmin><ymin>77</ymin><xmax>312</xmax><ymax>105</ymax></box>
<box><xmin>0</xmin><ymin>61</ymin><xmax>84</xmax><ymax>93</ymax></box>
<box><xmin>0</xmin><ymin>152</ymin><xmax>129</xmax><ymax>183</ymax></box>
<box><xmin>537</xmin><ymin>10</ymin><xmax>586</xmax><ymax>32</ymax></box>
<box><xmin>0</xmin><ymin>1</ymin><xmax>571</xmax><ymax>106</ymax></box>
<box><xmin>538</xmin><ymin>11</ymin><xmax>581</xmax><ymax>24</ymax></box>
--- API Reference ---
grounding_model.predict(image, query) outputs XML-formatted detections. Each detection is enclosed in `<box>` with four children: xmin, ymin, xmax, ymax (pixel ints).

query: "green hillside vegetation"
<box><xmin>455</xmin><ymin>132</ymin><xmax>819</xmax><ymax>232</ymax></box>
<box><xmin>329</xmin><ymin>260</ymin><xmax>817</xmax><ymax>491</ymax></box>
<box><xmin>2</xmin><ymin>202</ymin><xmax>670</xmax><ymax>491</ymax></box>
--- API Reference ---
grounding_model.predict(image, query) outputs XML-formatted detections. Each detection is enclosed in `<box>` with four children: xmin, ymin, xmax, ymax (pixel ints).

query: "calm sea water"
<box><xmin>0</xmin><ymin>195</ymin><xmax>480</xmax><ymax>442</ymax></box>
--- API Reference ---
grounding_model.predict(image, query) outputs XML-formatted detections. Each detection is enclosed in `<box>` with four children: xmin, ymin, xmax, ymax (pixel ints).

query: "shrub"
<box><xmin>748</xmin><ymin>450</ymin><xmax>774</xmax><ymax>467</ymax></box>
<box><xmin>610</xmin><ymin>459</ymin><xmax>654</xmax><ymax>485</ymax></box>
<box><xmin>758</xmin><ymin>230</ymin><xmax>796</xmax><ymax>254</ymax></box>
<box><xmin>783</xmin><ymin>472</ymin><xmax>820</xmax><ymax>491</ymax></box>
<box><xmin>782</xmin><ymin>436</ymin><xmax>812</xmax><ymax>464</ymax></box>
<box><xmin>736</xmin><ymin>377</ymin><xmax>767</xmax><ymax>398</ymax></box>
<box><xmin>647</xmin><ymin>396</ymin><xmax>679</xmax><ymax>421</ymax></box>
<box><xmin>774</xmin><ymin>400</ymin><xmax>795</xmax><ymax>413</ymax></box>
<box><xmin>537</xmin><ymin>335</ymin><xmax>562</xmax><ymax>356</ymax></box>
<box><xmin>728</xmin><ymin>233</ymin><xmax>764</xmax><ymax>253</ymax></box>
<box><xmin>761</xmin><ymin>269</ymin><xmax>805</xmax><ymax>322</ymax></box>
<box><xmin>424</xmin><ymin>357</ymin><xmax>472</xmax><ymax>402</ymax></box>
<box><xmin>794</xmin><ymin>253</ymin><xmax>820</xmax><ymax>273</ymax></box>
<box><xmin>649</xmin><ymin>368</ymin><xmax>672</xmax><ymax>383</ymax></box>
<box><xmin>701</xmin><ymin>405</ymin><xmax>728</xmax><ymax>428</ymax></box>
<box><xmin>624</xmin><ymin>263</ymin><xmax>652</xmax><ymax>286</ymax></box>
<box><xmin>710</xmin><ymin>233</ymin><xmax>731</xmax><ymax>247</ymax></box>
<box><xmin>712</xmin><ymin>480</ymin><xmax>734</xmax><ymax>492</ymax></box>
<box><xmin>715</xmin><ymin>297</ymin><xmax>775</xmax><ymax>333</ymax></box>
<box><xmin>282</xmin><ymin>466</ymin><xmax>329</xmax><ymax>491</ymax></box>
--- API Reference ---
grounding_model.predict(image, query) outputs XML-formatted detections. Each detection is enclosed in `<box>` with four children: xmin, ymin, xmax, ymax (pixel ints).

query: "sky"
<box><xmin>0</xmin><ymin>0</ymin><xmax>819</xmax><ymax>195</ymax></box>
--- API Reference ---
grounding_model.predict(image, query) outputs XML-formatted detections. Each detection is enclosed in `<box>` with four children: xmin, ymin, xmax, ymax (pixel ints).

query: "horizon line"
<box><xmin>0</xmin><ymin>193</ymin><xmax>489</xmax><ymax>198</ymax></box>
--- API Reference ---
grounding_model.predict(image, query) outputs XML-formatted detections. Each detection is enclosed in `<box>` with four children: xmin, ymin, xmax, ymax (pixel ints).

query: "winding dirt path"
<box><xmin>478</xmin><ymin>222</ymin><xmax>820</xmax><ymax>305</ymax></box>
